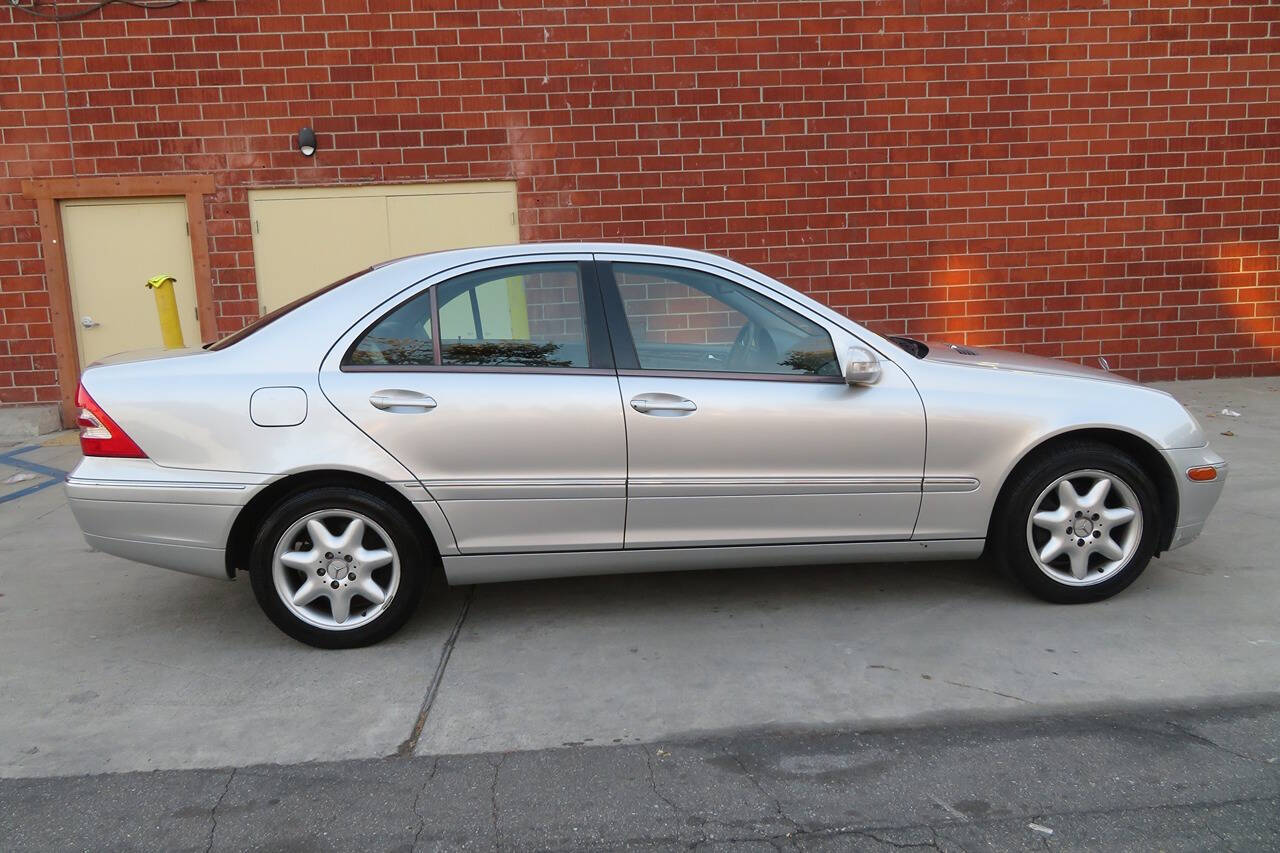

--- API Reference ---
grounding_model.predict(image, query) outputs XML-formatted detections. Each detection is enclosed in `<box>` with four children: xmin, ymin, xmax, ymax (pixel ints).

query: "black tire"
<box><xmin>248</xmin><ymin>486</ymin><xmax>428</xmax><ymax>648</ymax></box>
<box><xmin>993</xmin><ymin>441</ymin><xmax>1159</xmax><ymax>604</ymax></box>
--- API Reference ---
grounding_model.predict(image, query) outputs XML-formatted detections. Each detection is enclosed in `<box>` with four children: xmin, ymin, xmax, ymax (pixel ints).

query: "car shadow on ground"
<box><xmin>149</xmin><ymin>555</ymin><xmax>1025</xmax><ymax>649</ymax></box>
<box><xmin>449</xmin><ymin>556</ymin><xmax>1023</xmax><ymax>626</ymax></box>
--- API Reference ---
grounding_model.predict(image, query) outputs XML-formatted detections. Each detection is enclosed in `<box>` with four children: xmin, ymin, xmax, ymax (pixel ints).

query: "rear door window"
<box><xmin>436</xmin><ymin>263</ymin><xmax>590</xmax><ymax>368</ymax></box>
<box><xmin>343</xmin><ymin>262</ymin><xmax>597</xmax><ymax>370</ymax></box>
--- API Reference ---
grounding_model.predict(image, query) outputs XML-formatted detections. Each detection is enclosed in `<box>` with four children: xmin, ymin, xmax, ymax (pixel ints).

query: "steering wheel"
<box><xmin>727</xmin><ymin>321</ymin><xmax>778</xmax><ymax>372</ymax></box>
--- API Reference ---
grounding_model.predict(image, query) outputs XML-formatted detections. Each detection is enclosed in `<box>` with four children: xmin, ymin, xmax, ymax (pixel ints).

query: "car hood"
<box><xmin>920</xmin><ymin>341</ymin><xmax>1137</xmax><ymax>385</ymax></box>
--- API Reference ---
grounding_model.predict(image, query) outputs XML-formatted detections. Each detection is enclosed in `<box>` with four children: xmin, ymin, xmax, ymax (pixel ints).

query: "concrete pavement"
<box><xmin>0</xmin><ymin>377</ymin><xmax>1277</xmax><ymax>781</ymax></box>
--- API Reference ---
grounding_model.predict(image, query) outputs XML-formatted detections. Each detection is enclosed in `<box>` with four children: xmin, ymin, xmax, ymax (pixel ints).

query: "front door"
<box><xmin>598</xmin><ymin>256</ymin><xmax>927</xmax><ymax>549</ymax></box>
<box><xmin>319</xmin><ymin>256</ymin><xmax>626</xmax><ymax>553</ymax></box>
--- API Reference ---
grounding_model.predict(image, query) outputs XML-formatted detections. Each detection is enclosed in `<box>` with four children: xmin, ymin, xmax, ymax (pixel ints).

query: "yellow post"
<box><xmin>145</xmin><ymin>274</ymin><xmax>185</xmax><ymax>349</ymax></box>
<box><xmin>504</xmin><ymin>277</ymin><xmax>530</xmax><ymax>339</ymax></box>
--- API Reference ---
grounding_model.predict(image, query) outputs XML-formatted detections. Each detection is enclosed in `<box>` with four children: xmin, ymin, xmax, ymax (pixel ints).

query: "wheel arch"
<box><xmin>225</xmin><ymin>469</ymin><xmax>443</xmax><ymax>579</ymax></box>
<box><xmin>988</xmin><ymin>427</ymin><xmax>1179</xmax><ymax>556</ymax></box>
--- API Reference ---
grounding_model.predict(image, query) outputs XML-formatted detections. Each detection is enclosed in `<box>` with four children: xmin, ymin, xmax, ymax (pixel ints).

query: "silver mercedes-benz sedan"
<box><xmin>68</xmin><ymin>243</ymin><xmax>1227</xmax><ymax>647</ymax></box>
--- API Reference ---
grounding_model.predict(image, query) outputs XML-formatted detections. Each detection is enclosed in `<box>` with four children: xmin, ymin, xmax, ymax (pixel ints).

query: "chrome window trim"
<box><xmin>614</xmin><ymin>368</ymin><xmax>845</xmax><ymax>384</ymax></box>
<box><xmin>340</xmin><ymin>364</ymin><xmax>618</xmax><ymax>377</ymax></box>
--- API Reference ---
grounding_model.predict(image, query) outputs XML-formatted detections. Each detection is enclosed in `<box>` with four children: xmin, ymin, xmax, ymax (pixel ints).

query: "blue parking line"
<box><xmin>0</xmin><ymin>477</ymin><xmax>62</xmax><ymax>504</ymax></box>
<box><xmin>0</xmin><ymin>444</ymin><xmax>70</xmax><ymax>505</ymax></box>
<box><xmin>1</xmin><ymin>454</ymin><xmax>69</xmax><ymax>480</ymax></box>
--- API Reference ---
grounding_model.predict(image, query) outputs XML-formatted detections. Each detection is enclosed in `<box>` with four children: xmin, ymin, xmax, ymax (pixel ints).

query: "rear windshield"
<box><xmin>206</xmin><ymin>269</ymin><xmax>369</xmax><ymax>351</ymax></box>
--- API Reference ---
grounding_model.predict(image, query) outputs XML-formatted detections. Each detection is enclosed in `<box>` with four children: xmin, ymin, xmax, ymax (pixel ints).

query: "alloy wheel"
<box><xmin>1025</xmin><ymin>469</ymin><xmax>1143</xmax><ymax>587</ymax></box>
<box><xmin>272</xmin><ymin>509</ymin><xmax>400</xmax><ymax>631</ymax></box>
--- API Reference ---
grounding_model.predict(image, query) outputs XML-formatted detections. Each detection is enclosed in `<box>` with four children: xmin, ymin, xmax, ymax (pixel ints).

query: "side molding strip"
<box><xmin>922</xmin><ymin>477</ymin><xmax>981</xmax><ymax>493</ymax></box>
<box><xmin>442</xmin><ymin>538</ymin><xmax>985</xmax><ymax>585</ymax></box>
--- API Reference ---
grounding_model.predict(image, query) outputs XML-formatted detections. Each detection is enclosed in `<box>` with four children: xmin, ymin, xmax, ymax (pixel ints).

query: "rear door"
<box><xmin>319</xmin><ymin>255</ymin><xmax>627</xmax><ymax>553</ymax></box>
<box><xmin>596</xmin><ymin>254</ymin><xmax>926</xmax><ymax>548</ymax></box>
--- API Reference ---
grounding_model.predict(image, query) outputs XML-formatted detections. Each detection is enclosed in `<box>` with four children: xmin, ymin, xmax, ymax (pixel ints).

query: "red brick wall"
<box><xmin>2</xmin><ymin>0</ymin><xmax>1278</xmax><ymax>406</ymax></box>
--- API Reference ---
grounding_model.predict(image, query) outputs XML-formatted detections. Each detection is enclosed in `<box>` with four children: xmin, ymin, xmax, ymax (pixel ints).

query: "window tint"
<box><xmin>613</xmin><ymin>263</ymin><xmax>840</xmax><ymax>377</ymax></box>
<box><xmin>437</xmin><ymin>263</ymin><xmax>589</xmax><ymax>368</ymax></box>
<box><xmin>346</xmin><ymin>290</ymin><xmax>434</xmax><ymax>366</ymax></box>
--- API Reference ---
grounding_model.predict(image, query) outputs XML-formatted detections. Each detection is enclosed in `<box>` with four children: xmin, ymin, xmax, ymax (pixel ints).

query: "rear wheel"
<box><xmin>249</xmin><ymin>487</ymin><xmax>426</xmax><ymax>648</ymax></box>
<box><xmin>994</xmin><ymin>442</ymin><xmax>1158</xmax><ymax>603</ymax></box>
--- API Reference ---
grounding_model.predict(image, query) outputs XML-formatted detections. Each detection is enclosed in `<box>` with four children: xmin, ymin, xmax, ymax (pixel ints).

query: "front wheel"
<box><xmin>993</xmin><ymin>442</ymin><xmax>1159</xmax><ymax>603</ymax></box>
<box><xmin>249</xmin><ymin>487</ymin><xmax>427</xmax><ymax>648</ymax></box>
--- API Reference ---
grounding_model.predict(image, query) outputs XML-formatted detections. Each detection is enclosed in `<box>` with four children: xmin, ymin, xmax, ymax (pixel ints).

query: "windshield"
<box><xmin>206</xmin><ymin>269</ymin><xmax>369</xmax><ymax>351</ymax></box>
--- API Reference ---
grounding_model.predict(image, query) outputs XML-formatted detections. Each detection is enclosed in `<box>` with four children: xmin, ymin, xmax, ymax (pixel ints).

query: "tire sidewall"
<box><xmin>249</xmin><ymin>487</ymin><xmax>426</xmax><ymax>648</ymax></box>
<box><xmin>997</xmin><ymin>444</ymin><xmax>1159</xmax><ymax>603</ymax></box>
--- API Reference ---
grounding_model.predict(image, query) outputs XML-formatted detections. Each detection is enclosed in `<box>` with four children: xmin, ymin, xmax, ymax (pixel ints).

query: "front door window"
<box><xmin>612</xmin><ymin>263</ymin><xmax>840</xmax><ymax>377</ymax></box>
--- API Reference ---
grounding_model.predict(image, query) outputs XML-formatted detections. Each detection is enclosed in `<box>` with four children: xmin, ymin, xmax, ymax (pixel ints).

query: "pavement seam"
<box><xmin>396</xmin><ymin>584</ymin><xmax>476</xmax><ymax>757</ymax></box>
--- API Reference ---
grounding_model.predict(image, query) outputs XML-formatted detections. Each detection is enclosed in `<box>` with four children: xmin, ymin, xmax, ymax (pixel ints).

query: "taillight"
<box><xmin>76</xmin><ymin>384</ymin><xmax>147</xmax><ymax>458</ymax></box>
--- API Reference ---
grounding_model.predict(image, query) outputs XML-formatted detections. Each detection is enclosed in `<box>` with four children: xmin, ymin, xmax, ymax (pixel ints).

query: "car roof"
<box><xmin>373</xmin><ymin>242</ymin><xmax>744</xmax><ymax>274</ymax></box>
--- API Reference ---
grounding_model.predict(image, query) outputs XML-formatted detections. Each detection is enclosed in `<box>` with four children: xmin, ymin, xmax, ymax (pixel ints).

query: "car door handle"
<box><xmin>369</xmin><ymin>390</ymin><xmax>437</xmax><ymax>412</ymax></box>
<box><xmin>630</xmin><ymin>396</ymin><xmax>697</xmax><ymax>414</ymax></box>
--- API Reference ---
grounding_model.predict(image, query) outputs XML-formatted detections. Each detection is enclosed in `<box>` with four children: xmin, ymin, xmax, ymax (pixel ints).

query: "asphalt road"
<box><xmin>2</xmin><ymin>376</ymin><xmax>1278</xmax><ymax>849</ymax></box>
<box><xmin>2</xmin><ymin>702</ymin><xmax>1277</xmax><ymax>851</ymax></box>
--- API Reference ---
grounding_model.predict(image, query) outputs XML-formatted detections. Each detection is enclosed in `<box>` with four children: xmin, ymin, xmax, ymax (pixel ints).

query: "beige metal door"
<box><xmin>385</xmin><ymin>189</ymin><xmax>517</xmax><ymax>256</ymax></box>
<box><xmin>249</xmin><ymin>182</ymin><xmax>518</xmax><ymax>313</ymax></box>
<box><xmin>62</xmin><ymin>197</ymin><xmax>201</xmax><ymax>367</ymax></box>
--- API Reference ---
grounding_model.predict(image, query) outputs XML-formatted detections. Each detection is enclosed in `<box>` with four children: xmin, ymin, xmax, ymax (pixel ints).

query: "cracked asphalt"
<box><xmin>1</xmin><ymin>702</ymin><xmax>1277</xmax><ymax>850</ymax></box>
<box><xmin>2</xmin><ymin>377</ymin><xmax>1279</xmax><ymax>849</ymax></box>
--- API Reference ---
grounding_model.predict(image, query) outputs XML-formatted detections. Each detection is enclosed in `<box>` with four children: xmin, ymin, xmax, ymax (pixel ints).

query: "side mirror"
<box><xmin>844</xmin><ymin>346</ymin><xmax>882</xmax><ymax>386</ymax></box>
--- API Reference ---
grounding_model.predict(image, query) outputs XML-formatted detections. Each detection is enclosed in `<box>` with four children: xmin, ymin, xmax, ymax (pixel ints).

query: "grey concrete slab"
<box><xmin>415</xmin><ymin>378</ymin><xmax>1280</xmax><ymax>757</ymax></box>
<box><xmin>1</xmin><ymin>703</ymin><xmax>1277</xmax><ymax>852</ymax></box>
<box><xmin>0</xmin><ymin>437</ymin><xmax>461</xmax><ymax>777</ymax></box>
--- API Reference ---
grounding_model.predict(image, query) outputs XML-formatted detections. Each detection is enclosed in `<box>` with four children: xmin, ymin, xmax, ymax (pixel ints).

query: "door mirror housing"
<box><xmin>844</xmin><ymin>346</ymin><xmax>882</xmax><ymax>386</ymax></box>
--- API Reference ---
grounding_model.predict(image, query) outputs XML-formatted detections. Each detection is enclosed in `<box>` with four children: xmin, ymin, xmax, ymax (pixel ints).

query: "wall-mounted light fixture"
<box><xmin>297</xmin><ymin>126</ymin><xmax>317</xmax><ymax>157</ymax></box>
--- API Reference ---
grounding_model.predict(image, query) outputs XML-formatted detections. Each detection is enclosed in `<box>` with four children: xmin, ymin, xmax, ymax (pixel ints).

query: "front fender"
<box><xmin>905</xmin><ymin>360</ymin><xmax>1203</xmax><ymax>540</ymax></box>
